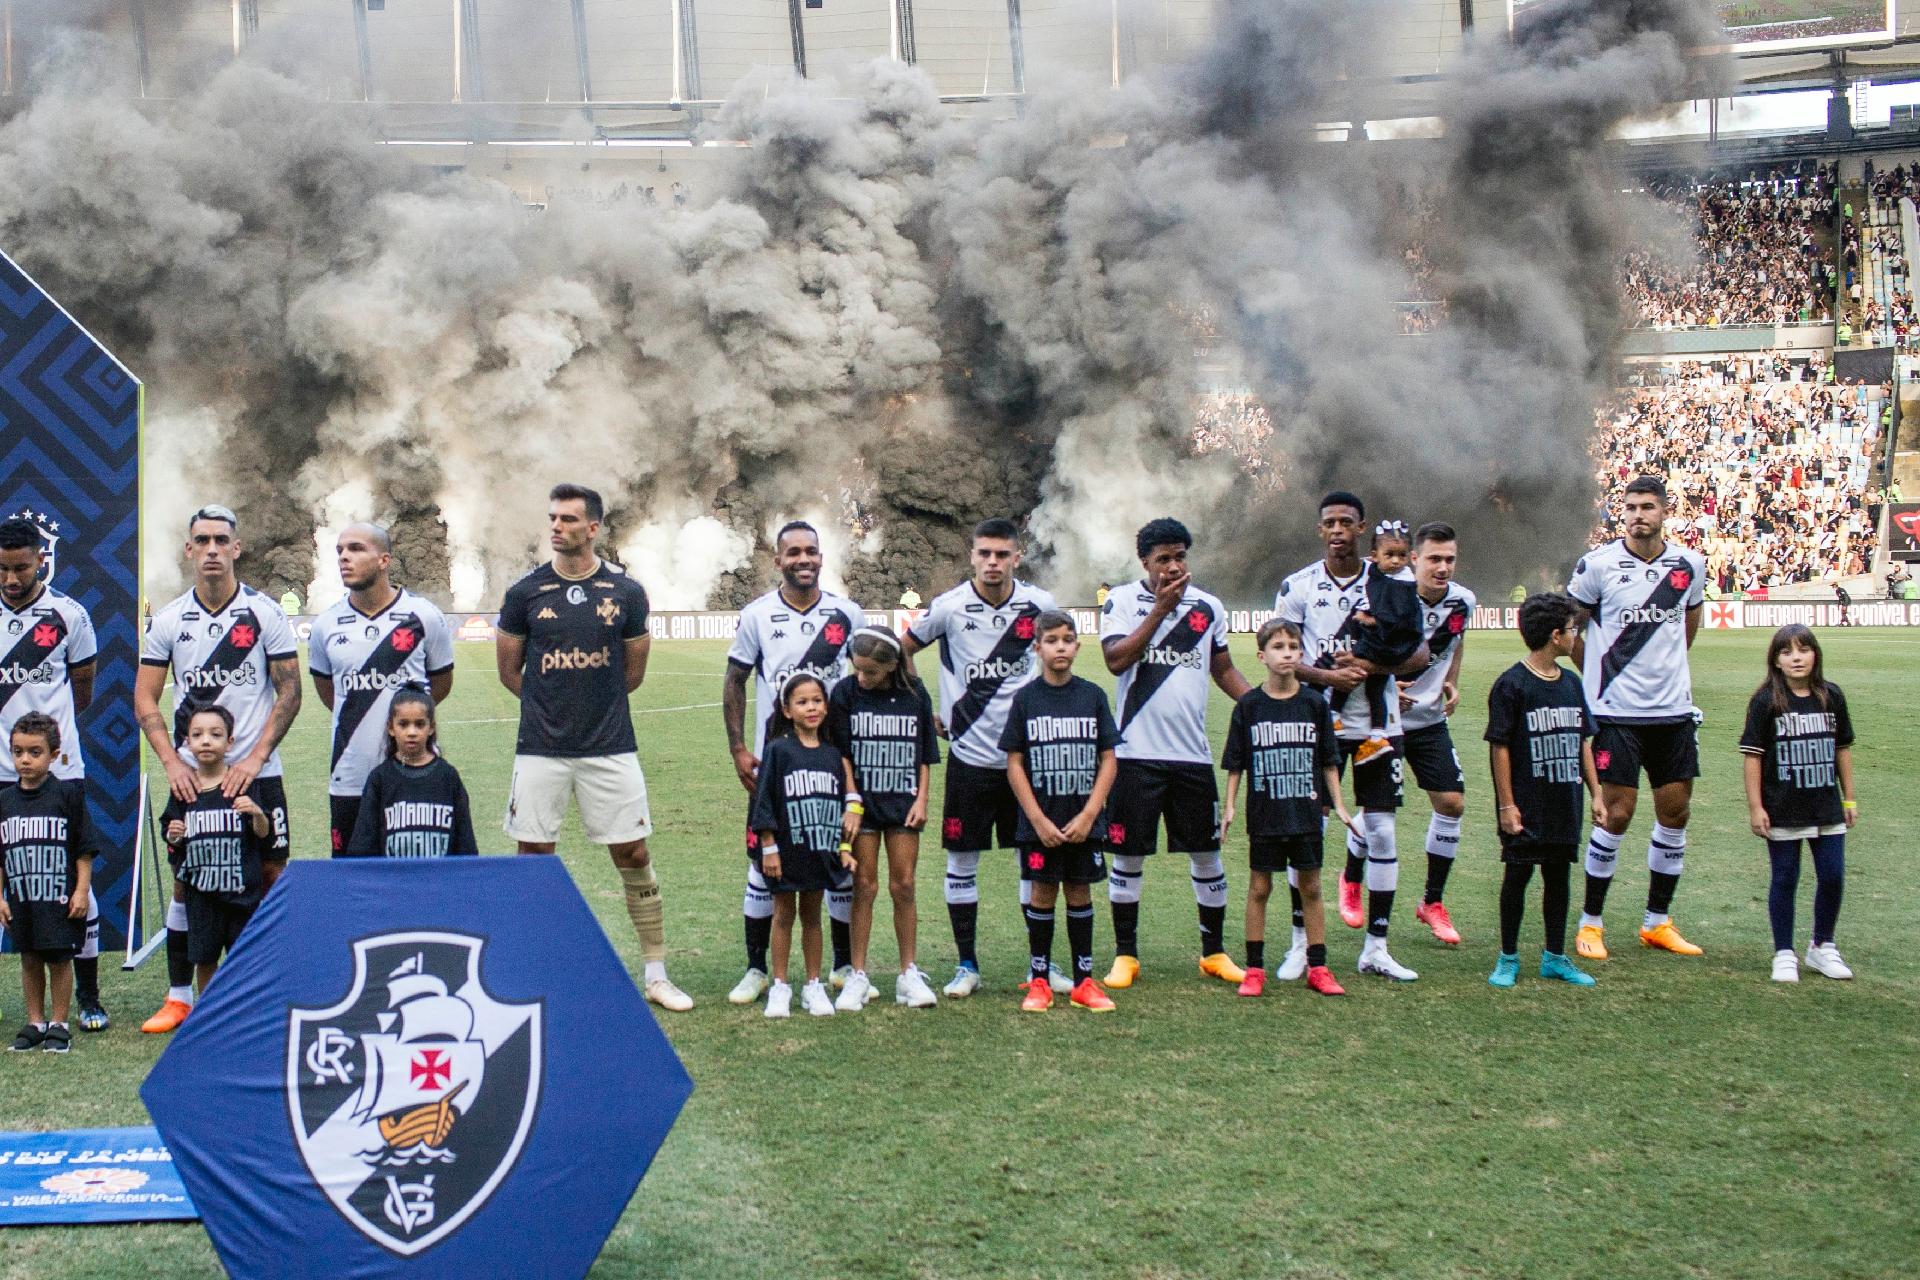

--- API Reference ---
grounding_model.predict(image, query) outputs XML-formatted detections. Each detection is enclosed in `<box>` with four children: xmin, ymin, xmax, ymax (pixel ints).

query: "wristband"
<box><xmin>847</xmin><ymin>801</ymin><xmax>866</xmax><ymax>816</ymax></box>
<box><xmin>838</xmin><ymin>840</ymin><xmax>854</xmax><ymax>856</ymax></box>
<box><xmin>1499</xmin><ymin>804</ymin><xmax>1521</xmax><ymax>814</ymax></box>
<box><xmin>1841</xmin><ymin>800</ymin><xmax>1857</xmax><ymax>810</ymax></box>
<box><xmin>760</xmin><ymin>842</ymin><xmax>780</xmax><ymax>857</ymax></box>
<box><xmin>845</xmin><ymin>792</ymin><xmax>863</xmax><ymax>805</ymax></box>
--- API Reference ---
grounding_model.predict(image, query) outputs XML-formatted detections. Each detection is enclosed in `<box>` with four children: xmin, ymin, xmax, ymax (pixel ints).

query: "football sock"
<box><xmin>1499</xmin><ymin>861</ymin><xmax>1532</xmax><ymax>955</ymax></box>
<box><xmin>1644</xmin><ymin>824</ymin><xmax>1686</xmax><ymax>925</ymax></box>
<box><xmin>1343</xmin><ymin>825</ymin><xmax>1366</xmax><ymax>885</ymax></box>
<box><xmin>945</xmin><ymin>851</ymin><xmax>981</xmax><ymax>968</ymax></box>
<box><xmin>1288</xmin><ymin>882</ymin><xmax>1305</xmax><ymax>930</ymax></box>
<box><xmin>1065</xmin><ymin>904</ymin><xmax>1096</xmax><ymax>980</ymax></box>
<box><xmin>1190</xmin><ymin>853</ymin><xmax>1229</xmax><ymax>955</ymax></box>
<box><xmin>1246</xmin><ymin>938</ymin><xmax>1266</xmax><ymax>971</ymax></box>
<box><xmin>618</xmin><ymin>863</ymin><xmax>667</xmax><ymax>965</ymax></box>
<box><xmin>1306</xmin><ymin>942</ymin><xmax>1327</xmax><ymax>968</ymax></box>
<box><xmin>1423</xmin><ymin>813</ymin><xmax>1462</xmax><ymax>903</ymax></box>
<box><xmin>828</xmin><ymin>888</ymin><xmax>853</xmax><ymax>971</ymax></box>
<box><xmin>1582</xmin><ymin>827</ymin><xmax>1622</xmax><ymax>919</ymax></box>
<box><xmin>1540</xmin><ymin>860</ymin><xmax>1571</xmax><ymax>955</ymax></box>
<box><xmin>1024</xmin><ymin>906</ymin><xmax>1055</xmax><ymax>981</ymax></box>
<box><xmin>1108</xmin><ymin>854</ymin><xmax>1144</xmax><ymax>957</ymax></box>
<box><xmin>1765</xmin><ymin>841</ymin><xmax>1801</xmax><ymax>952</ymax></box>
<box><xmin>1366</xmin><ymin>891</ymin><xmax>1395</xmax><ymax>940</ymax></box>
<box><xmin>74</xmin><ymin>957</ymin><xmax>98</xmax><ymax>1005</ymax></box>
<box><xmin>1809</xmin><ymin>833</ymin><xmax>1845</xmax><ymax>946</ymax></box>
<box><xmin>1363</xmin><ymin>811</ymin><xmax>1398</xmax><ymax>939</ymax></box>
<box><xmin>1644</xmin><ymin>874</ymin><xmax>1679</xmax><ymax>928</ymax></box>
<box><xmin>743</xmin><ymin>866</ymin><xmax>774</xmax><ymax>971</ymax></box>
<box><xmin>165</xmin><ymin>899</ymin><xmax>193</xmax><ymax>991</ymax></box>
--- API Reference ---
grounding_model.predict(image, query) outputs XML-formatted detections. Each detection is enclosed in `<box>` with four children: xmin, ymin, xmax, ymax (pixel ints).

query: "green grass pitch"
<box><xmin>1</xmin><ymin>630</ymin><xmax>1915</xmax><ymax>1279</ymax></box>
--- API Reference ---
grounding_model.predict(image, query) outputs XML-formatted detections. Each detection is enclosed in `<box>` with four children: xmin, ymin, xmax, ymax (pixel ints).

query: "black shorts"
<box><xmin>1593</xmin><ymin>720</ymin><xmax>1700</xmax><ymax>790</ymax></box>
<box><xmin>749</xmin><ymin>845</ymin><xmax>853</xmax><ymax>895</ymax></box>
<box><xmin>1107</xmin><ymin>760</ymin><xmax>1220</xmax><ymax>858</ymax></box>
<box><xmin>1402</xmin><ymin>724</ymin><xmax>1465</xmax><ymax>794</ymax></box>
<box><xmin>940</xmin><ymin>759</ymin><xmax>1019</xmax><ymax>852</ymax></box>
<box><xmin>184</xmin><ymin>887</ymin><xmax>258</xmax><ymax>966</ymax></box>
<box><xmin>858</xmin><ymin>791</ymin><xmax>923</xmax><ymax>836</ymax></box>
<box><xmin>5</xmin><ymin>900</ymin><xmax>82</xmax><ymax>959</ymax></box>
<box><xmin>1500</xmin><ymin>840</ymin><xmax>1578</xmax><ymax>867</ymax></box>
<box><xmin>1249</xmin><ymin>832</ymin><xmax>1325</xmax><ymax>872</ymax></box>
<box><xmin>1336</xmin><ymin>738</ymin><xmax>1405</xmax><ymax>811</ymax></box>
<box><xmin>1019</xmin><ymin>844</ymin><xmax>1108</xmax><ymax>884</ymax></box>
<box><xmin>254</xmin><ymin>775</ymin><xmax>292</xmax><ymax>857</ymax></box>
<box><xmin>329</xmin><ymin>793</ymin><xmax>361</xmax><ymax>858</ymax></box>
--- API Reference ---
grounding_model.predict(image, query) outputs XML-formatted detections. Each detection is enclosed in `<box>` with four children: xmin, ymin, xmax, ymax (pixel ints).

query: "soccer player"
<box><xmin>1400</xmin><ymin>522</ymin><xmax>1476</xmax><ymax>947</ymax></box>
<box><xmin>497</xmin><ymin>483</ymin><xmax>691</xmax><ymax>1012</ymax></box>
<box><xmin>308</xmin><ymin>522</ymin><xmax>454</xmax><ymax>856</ymax></box>
<box><xmin>1565</xmin><ymin>475</ymin><xmax>1708</xmax><ymax>960</ymax></box>
<box><xmin>899</xmin><ymin>518</ymin><xmax>1061</xmax><ymax>998</ymax></box>
<box><xmin>136</xmin><ymin>504</ymin><xmax>301</xmax><ymax>1034</ymax></box>
<box><xmin>0</xmin><ymin>518</ymin><xmax>103</xmax><ymax>1031</ymax></box>
<box><xmin>1274</xmin><ymin>492</ymin><xmax>1430</xmax><ymax>982</ymax></box>
<box><xmin>1097</xmin><ymin>517</ymin><xmax>1251</xmax><ymax>989</ymax></box>
<box><xmin>722</xmin><ymin>521</ymin><xmax>865</xmax><ymax>1005</ymax></box>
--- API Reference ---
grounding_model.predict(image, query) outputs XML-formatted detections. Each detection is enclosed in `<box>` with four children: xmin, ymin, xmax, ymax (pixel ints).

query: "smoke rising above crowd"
<box><xmin>0</xmin><ymin>0</ymin><xmax>1727</xmax><ymax>610</ymax></box>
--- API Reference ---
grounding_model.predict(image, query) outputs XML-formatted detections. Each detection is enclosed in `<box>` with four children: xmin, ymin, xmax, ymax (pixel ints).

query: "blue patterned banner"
<box><xmin>0</xmin><ymin>251</ymin><xmax>140</xmax><ymax>947</ymax></box>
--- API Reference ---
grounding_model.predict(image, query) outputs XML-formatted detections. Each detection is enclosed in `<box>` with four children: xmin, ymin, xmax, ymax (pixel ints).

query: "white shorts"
<box><xmin>504</xmin><ymin>753</ymin><xmax>653</xmax><ymax>845</ymax></box>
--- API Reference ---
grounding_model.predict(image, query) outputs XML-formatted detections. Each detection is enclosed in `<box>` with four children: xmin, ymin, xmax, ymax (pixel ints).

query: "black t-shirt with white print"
<box><xmin>827</xmin><ymin>678</ymin><xmax>940</xmax><ymax>830</ymax></box>
<box><xmin>347</xmin><ymin>756</ymin><xmax>479</xmax><ymax>858</ymax></box>
<box><xmin>997</xmin><ymin>676</ymin><xmax>1120</xmax><ymax>845</ymax></box>
<box><xmin>1739</xmin><ymin>683</ymin><xmax>1854</xmax><ymax>830</ymax></box>
<box><xmin>1484</xmin><ymin>661</ymin><xmax>1594</xmax><ymax>849</ymax></box>
<box><xmin>1221</xmin><ymin>685</ymin><xmax>1338</xmax><ymax>838</ymax></box>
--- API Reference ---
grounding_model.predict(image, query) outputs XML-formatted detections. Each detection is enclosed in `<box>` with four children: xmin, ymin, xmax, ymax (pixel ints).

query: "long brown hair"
<box><xmin>1759</xmin><ymin>623</ymin><xmax>1828</xmax><ymax>714</ymax></box>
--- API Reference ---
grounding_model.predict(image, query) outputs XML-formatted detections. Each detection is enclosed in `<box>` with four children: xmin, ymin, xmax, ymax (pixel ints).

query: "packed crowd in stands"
<box><xmin>1596</xmin><ymin>357</ymin><xmax>1883</xmax><ymax>591</ymax></box>
<box><xmin>1851</xmin><ymin>158</ymin><xmax>1920</xmax><ymax>351</ymax></box>
<box><xmin>1620</xmin><ymin>162</ymin><xmax>1836</xmax><ymax>329</ymax></box>
<box><xmin>1190</xmin><ymin>392</ymin><xmax>1280</xmax><ymax>490</ymax></box>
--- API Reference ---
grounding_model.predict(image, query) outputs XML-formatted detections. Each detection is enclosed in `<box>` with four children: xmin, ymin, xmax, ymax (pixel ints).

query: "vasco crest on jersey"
<box><xmin>287</xmin><ymin>932</ymin><xmax>542</xmax><ymax>1256</ymax></box>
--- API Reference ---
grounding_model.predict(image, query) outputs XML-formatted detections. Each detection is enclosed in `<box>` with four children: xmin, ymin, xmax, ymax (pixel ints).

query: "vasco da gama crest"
<box><xmin>287</xmin><ymin>932</ymin><xmax>543</xmax><ymax>1255</ymax></box>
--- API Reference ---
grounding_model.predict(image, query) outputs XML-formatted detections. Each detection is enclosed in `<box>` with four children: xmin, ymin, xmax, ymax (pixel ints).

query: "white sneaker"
<box><xmin>834</xmin><ymin>971</ymin><xmax>873</xmax><ymax>1011</ymax></box>
<box><xmin>645</xmin><ymin>978</ymin><xmax>694</xmax><ymax>1012</ymax></box>
<box><xmin>728</xmin><ymin>968</ymin><xmax>769</xmax><ymax>1005</ymax></box>
<box><xmin>895</xmin><ymin>966</ymin><xmax>939</xmax><ymax>1008</ymax></box>
<box><xmin>764</xmin><ymin>980</ymin><xmax>793</xmax><ymax>1018</ymax></box>
<box><xmin>1048</xmin><ymin>964</ymin><xmax>1074</xmax><ymax>996</ymax></box>
<box><xmin>829</xmin><ymin>965</ymin><xmax>854</xmax><ymax>991</ymax></box>
<box><xmin>1804</xmin><ymin>942</ymin><xmax>1853</xmax><ymax>980</ymax></box>
<box><xmin>1357</xmin><ymin>941</ymin><xmax>1418</xmax><ymax>982</ymax></box>
<box><xmin>942</xmin><ymin>965</ymin><xmax>981</xmax><ymax>998</ymax></box>
<box><xmin>1772</xmin><ymin>949</ymin><xmax>1800</xmax><ymax>983</ymax></box>
<box><xmin>801</xmin><ymin>979</ymin><xmax>835</xmax><ymax>1016</ymax></box>
<box><xmin>1276</xmin><ymin>937</ymin><xmax>1309</xmax><ymax>982</ymax></box>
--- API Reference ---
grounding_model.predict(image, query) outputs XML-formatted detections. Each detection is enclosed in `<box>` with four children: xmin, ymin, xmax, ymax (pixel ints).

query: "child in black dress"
<box><xmin>347</xmin><ymin>687</ymin><xmax>479</xmax><ymax>858</ymax></box>
<box><xmin>751</xmin><ymin>672</ymin><xmax>856</xmax><ymax>1019</ymax></box>
<box><xmin>1484</xmin><ymin>593</ymin><xmax>1601</xmax><ymax>989</ymax></box>
<box><xmin>1335</xmin><ymin>520</ymin><xmax>1425</xmax><ymax>765</ymax></box>
<box><xmin>0</xmin><ymin>714</ymin><xmax>97</xmax><ymax>1053</ymax></box>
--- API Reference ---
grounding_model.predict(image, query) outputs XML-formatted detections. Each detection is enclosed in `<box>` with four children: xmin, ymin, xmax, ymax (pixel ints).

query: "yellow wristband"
<box><xmin>848</xmin><ymin>801</ymin><xmax>866</xmax><ymax>816</ymax></box>
<box><xmin>1841</xmin><ymin>800</ymin><xmax>1857</xmax><ymax>810</ymax></box>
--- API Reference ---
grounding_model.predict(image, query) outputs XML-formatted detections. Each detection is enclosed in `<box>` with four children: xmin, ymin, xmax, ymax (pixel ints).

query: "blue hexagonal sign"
<box><xmin>142</xmin><ymin>858</ymin><xmax>692</xmax><ymax>1279</ymax></box>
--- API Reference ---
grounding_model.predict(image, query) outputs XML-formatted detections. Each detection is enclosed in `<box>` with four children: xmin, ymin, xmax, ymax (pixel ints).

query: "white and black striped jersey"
<box><xmin>0</xmin><ymin>585</ymin><xmax>97</xmax><ymax>782</ymax></box>
<box><xmin>308</xmin><ymin>590</ymin><xmax>455</xmax><ymax>797</ymax></box>
<box><xmin>1272</xmin><ymin>560</ymin><xmax>1402</xmax><ymax>740</ymax></box>
<box><xmin>141</xmin><ymin>585</ymin><xmax>297</xmax><ymax>778</ymax></box>
<box><xmin>727</xmin><ymin>588</ymin><xmax>865</xmax><ymax>757</ymax></box>
<box><xmin>1399</xmin><ymin>582</ymin><xmax>1477</xmax><ymax>733</ymax></box>
<box><xmin>907</xmin><ymin>579</ymin><xmax>1059</xmax><ymax>769</ymax></box>
<box><xmin>1098</xmin><ymin>580</ymin><xmax>1230</xmax><ymax>764</ymax></box>
<box><xmin>1566</xmin><ymin>539</ymin><xmax>1706</xmax><ymax>723</ymax></box>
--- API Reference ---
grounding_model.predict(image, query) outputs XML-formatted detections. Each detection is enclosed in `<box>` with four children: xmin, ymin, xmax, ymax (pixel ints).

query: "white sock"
<box><xmin>1579</xmin><ymin>913</ymin><xmax>1604</xmax><ymax>930</ymax></box>
<box><xmin>1643</xmin><ymin>910</ymin><xmax>1669</xmax><ymax>930</ymax></box>
<box><xmin>1424</xmin><ymin>812</ymin><xmax>1462</xmax><ymax>859</ymax></box>
<box><xmin>168</xmin><ymin>985</ymin><xmax>195</xmax><ymax>1005</ymax></box>
<box><xmin>644</xmin><ymin>961</ymin><xmax>668</xmax><ymax>985</ymax></box>
<box><xmin>1290</xmin><ymin>926</ymin><xmax>1307</xmax><ymax>949</ymax></box>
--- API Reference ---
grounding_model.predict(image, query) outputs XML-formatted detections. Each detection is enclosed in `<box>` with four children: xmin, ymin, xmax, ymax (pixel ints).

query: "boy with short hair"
<box><xmin>0</xmin><ymin>713</ymin><xmax>98</xmax><ymax>1053</ymax></box>
<box><xmin>1001</xmin><ymin>611</ymin><xmax>1119</xmax><ymax>1013</ymax></box>
<box><xmin>1484</xmin><ymin>593</ymin><xmax>1603</xmax><ymax>989</ymax></box>
<box><xmin>1222</xmin><ymin>620</ymin><xmax>1351</xmax><ymax>998</ymax></box>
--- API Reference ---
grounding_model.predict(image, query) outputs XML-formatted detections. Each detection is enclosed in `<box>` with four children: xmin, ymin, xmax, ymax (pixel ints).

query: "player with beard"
<box><xmin>1274</xmin><ymin>492</ymin><xmax>1431</xmax><ymax>982</ymax></box>
<box><xmin>497</xmin><ymin>484</ymin><xmax>692</xmax><ymax>1011</ymax></box>
<box><xmin>0</xmin><ymin>518</ymin><xmax>103</xmax><ymax>1031</ymax></box>
<box><xmin>135</xmin><ymin>505</ymin><xmax>302</xmax><ymax>1034</ymax></box>
<box><xmin>900</xmin><ymin>518</ymin><xmax>1062</xmax><ymax>999</ymax></box>
<box><xmin>309</xmin><ymin>523</ymin><xmax>454</xmax><ymax>856</ymax></box>
<box><xmin>1566</xmin><ymin>475</ymin><xmax>1708</xmax><ymax>960</ymax></box>
<box><xmin>1098</xmin><ymin>518</ymin><xmax>1252</xmax><ymax>989</ymax></box>
<box><xmin>1399</xmin><ymin>522</ymin><xmax>1476</xmax><ymax>948</ymax></box>
<box><xmin>723</xmin><ymin>522</ymin><xmax>865</xmax><ymax>1005</ymax></box>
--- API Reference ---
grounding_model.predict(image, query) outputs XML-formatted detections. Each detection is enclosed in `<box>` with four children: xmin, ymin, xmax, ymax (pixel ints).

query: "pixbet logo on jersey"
<box><xmin>0</xmin><ymin>661</ymin><xmax>56</xmax><ymax>686</ymax></box>
<box><xmin>178</xmin><ymin>666</ymin><xmax>260</xmax><ymax>691</ymax></box>
<box><xmin>1141</xmin><ymin>646</ymin><xmax>1205</xmax><ymax>670</ymax></box>
<box><xmin>339</xmin><ymin>671</ymin><xmax>416</xmax><ymax>693</ymax></box>
<box><xmin>539</xmin><ymin>645</ymin><xmax>610</xmax><ymax>676</ymax></box>
<box><xmin>963</xmin><ymin>655</ymin><xmax>1032</xmax><ymax>683</ymax></box>
<box><xmin>1619</xmin><ymin>605</ymin><xmax>1684</xmax><ymax>625</ymax></box>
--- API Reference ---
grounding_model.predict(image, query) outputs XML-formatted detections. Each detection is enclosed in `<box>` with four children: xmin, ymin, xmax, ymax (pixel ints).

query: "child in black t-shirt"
<box><xmin>1740</xmin><ymin>624</ymin><xmax>1857</xmax><ymax>983</ymax></box>
<box><xmin>751</xmin><ymin>673</ymin><xmax>856</xmax><ymax>1019</ymax></box>
<box><xmin>0</xmin><ymin>714</ymin><xmax>97</xmax><ymax>1053</ymax></box>
<box><xmin>1222</xmin><ymin>620</ymin><xmax>1353</xmax><ymax>999</ymax></box>
<box><xmin>1000</xmin><ymin>611</ymin><xmax>1118</xmax><ymax>1014</ymax></box>
<box><xmin>348</xmin><ymin>688</ymin><xmax>478</xmax><ymax>858</ymax></box>
<box><xmin>160</xmin><ymin>706</ymin><xmax>279</xmax><ymax>991</ymax></box>
<box><xmin>1484</xmin><ymin>594</ymin><xmax>1600</xmax><ymax>990</ymax></box>
<box><xmin>827</xmin><ymin>626</ymin><xmax>941</xmax><ymax>1010</ymax></box>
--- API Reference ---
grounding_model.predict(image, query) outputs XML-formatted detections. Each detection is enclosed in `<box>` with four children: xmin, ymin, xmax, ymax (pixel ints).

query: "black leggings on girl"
<box><xmin>1767</xmin><ymin>835</ymin><xmax>1844</xmax><ymax>952</ymax></box>
<box><xmin>1498</xmin><ymin>860</ymin><xmax>1570</xmax><ymax>955</ymax></box>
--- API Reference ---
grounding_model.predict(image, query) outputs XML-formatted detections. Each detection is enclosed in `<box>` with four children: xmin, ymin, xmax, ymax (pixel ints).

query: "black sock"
<box><xmin>1111</xmin><ymin>901</ymin><xmax>1140</xmax><ymax>957</ymax></box>
<box><xmin>1366</xmin><ymin>889</ymin><xmax>1394</xmax><ymax>939</ymax></box>
<box><xmin>1344</xmin><ymin>852</ymin><xmax>1365</xmax><ymax>885</ymax></box>
<box><xmin>74</xmin><ymin>956</ymin><xmax>99</xmax><ymax>1005</ymax></box>
<box><xmin>1246</xmin><ymin>938</ymin><xmax>1266</xmax><ymax>971</ymax></box>
<box><xmin>167</xmin><ymin>925</ymin><xmax>193</xmax><ymax>989</ymax></box>
<box><xmin>744</xmin><ymin>914</ymin><xmax>771</xmax><ymax>973</ymax></box>
<box><xmin>1500</xmin><ymin>862</ymin><xmax>1533</xmax><ymax>954</ymax></box>
<box><xmin>1066</xmin><ymin>905</ymin><xmax>1095</xmax><ymax>981</ymax></box>
<box><xmin>1541</xmin><ymin>861</ymin><xmax>1571</xmax><ymax>954</ymax></box>
<box><xmin>1582</xmin><ymin>872</ymin><xmax>1612</xmax><ymax>919</ymax></box>
<box><xmin>1306</xmin><ymin>942</ymin><xmax>1327</xmax><ymax>968</ymax></box>
<box><xmin>1288</xmin><ymin>885</ymin><xmax>1305</xmax><ymax>929</ymax></box>
<box><xmin>1024</xmin><ymin>906</ymin><xmax>1055</xmax><ymax>980</ymax></box>
<box><xmin>1198</xmin><ymin>903</ymin><xmax>1226</xmax><ymax>956</ymax></box>
<box><xmin>1424</xmin><ymin>854</ymin><xmax>1454</xmax><ymax>905</ymax></box>
<box><xmin>949</xmin><ymin>902</ymin><xmax>979</xmax><ymax>968</ymax></box>
<box><xmin>1647</xmin><ymin>870</ymin><xmax>1680</xmax><ymax>917</ymax></box>
<box><xmin>830</xmin><ymin>917</ymin><xmax>852</xmax><ymax>972</ymax></box>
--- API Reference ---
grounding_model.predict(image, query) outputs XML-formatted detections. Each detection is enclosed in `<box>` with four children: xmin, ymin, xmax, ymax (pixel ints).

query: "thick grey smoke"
<box><xmin>0</xmin><ymin>0</ymin><xmax>1727</xmax><ymax>609</ymax></box>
